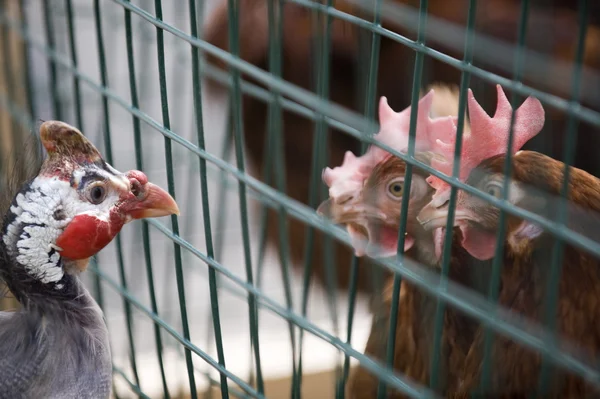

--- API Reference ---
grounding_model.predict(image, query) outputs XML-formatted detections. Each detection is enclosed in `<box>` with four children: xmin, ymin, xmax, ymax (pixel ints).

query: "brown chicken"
<box><xmin>203</xmin><ymin>0</ymin><xmax>600</xmax><ymax>295</ymax></box>
<box><xmin>318</xmin><ymin>85</ymin><xmax>546</xmax><ymax>397</ymax></box>
<box><xmin>418</xmin><ymin>88</ymin><xmax>600</xmax><ymax>396</ymax></box>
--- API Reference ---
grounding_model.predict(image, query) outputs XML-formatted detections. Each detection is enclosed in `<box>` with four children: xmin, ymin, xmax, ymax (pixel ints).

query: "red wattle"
<box><xmin>56</xmin><ymin>214</ymin><xmax>122</xmax><ymax>260</ymax></box>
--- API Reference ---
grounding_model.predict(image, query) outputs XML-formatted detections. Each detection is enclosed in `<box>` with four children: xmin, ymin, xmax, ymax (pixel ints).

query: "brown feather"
<box><xmin>453</xmin><ymin>151</ymin><xmax>600</xmax><ymax>397</ymax></box>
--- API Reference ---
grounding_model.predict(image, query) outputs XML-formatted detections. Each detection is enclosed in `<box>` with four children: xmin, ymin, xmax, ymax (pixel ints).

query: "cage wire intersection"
<box><xmin>0</xmin><ymin>0</ymin><xmax>599</xmax><ymax>398</ymax></box>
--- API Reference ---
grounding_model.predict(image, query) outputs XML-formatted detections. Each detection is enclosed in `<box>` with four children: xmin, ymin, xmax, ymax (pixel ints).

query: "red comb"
<box><xmin>323</xmin><ymin>90</ymin><xmax>458</xmax><ymax>201</ymax></box>
<box><xmin>426</xmin><ymin>84</ymin><xmax>545</xmax><ymax>206</ymax></box>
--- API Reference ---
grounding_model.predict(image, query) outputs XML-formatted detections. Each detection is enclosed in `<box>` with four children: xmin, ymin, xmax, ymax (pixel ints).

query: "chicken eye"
<box><xmin>386</xmin><ymin>178</ymin><xmax>404</xmax><ymax>200</ymax></box>
<box><xmin>484</xmin><ymin>182</ymin><xmax>503</xmax><ymax>199</ymax></box>
<box><xmin>87</xmin><ymin>183</ymin><xmax>107</xmax><ymax>204</ymax></box>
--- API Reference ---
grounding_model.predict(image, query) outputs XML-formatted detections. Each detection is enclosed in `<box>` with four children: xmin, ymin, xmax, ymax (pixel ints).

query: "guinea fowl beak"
<box><xmin>127</xmin><ymin>182</ymin><xmax>180</xmax><ymax>220</ymax></box>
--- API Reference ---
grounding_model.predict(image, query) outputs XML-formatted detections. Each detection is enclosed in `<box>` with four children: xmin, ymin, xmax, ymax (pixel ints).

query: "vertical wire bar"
<box><xmin>189</xmin><ymin>0</ymin><xmax>234</xmax><ymax>397</ymax></box>
<box><xmin>41</xmin><ymin>0</ymin><xmax>61</xmax><ymax>120</ymax></box>
<box><xmin>18</xmin><ymin>0</ymin><xmax>35</xmax><ymax>122</ymax></box>
<box><xmin>264</xmin><ymin>0</ymin><xmax>298</xmax><ymax>395</ymax></box>
<box><xmin>93</xmin><ymin>0</ymin><xmax>142</xmax><ymax>389</ymax></box>
<box><xmin>225</xmin><ymin>0</ymin><xmax>263</xmax><ymax>397</ymax></box>
<box><xmin>295</xmin><ymin>2</ymin><xmax>337</xmax><ymax>397</ymax></box>
<box><xmin>64</xmin><ymin>0</ymin><xmax>83</xmax><ymax>129</ymax></box>
<box><xmin>376</xmin><ymin>1</ymin><xmax>425</xmax><ymax>397</ymax></box>
<box><xmin>336</xmin><ymin>1</ymin><xmax>382</xmax><ymax>397</ymax></box>
<box><xmin>427</xmin><ymin>0</ymin><xmax>476</xmax><ymax>394</ymax></box>
<box><xmin>0</xmin><ymin>0</ymin><xmax>19</xmax><ymax>148</ymax></box>
<box><xmin>340</xmin><ymin>1</ymin><xmax>383</xmax><ymax>390</ymax></box>
<box><xmin>123</xmin><ymin>4</ymin><xmax>171</xmax><ymax>398</ymax></box>
<box><xmin>478</xmin><ymin>0</ymin><xmax>530</xmax><ymax>393</ymax></box>
<box><xmin>152</xmin><ymin>1</ymin><xmax>201</xmax><ymax>397</ymax></box>
<box><xmin>210</xmin><ymin>103</ymin><xmax>234</xmax><ymax>399</ymax></box>
<box><xmin>536</xmin><ymin>1</ymin><xmax>588</xmax><ymax>395</ymax></box>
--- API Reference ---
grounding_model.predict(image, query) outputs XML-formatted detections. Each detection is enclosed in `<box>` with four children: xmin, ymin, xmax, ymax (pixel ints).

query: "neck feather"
<box><xmin>1</xmin><ymin>178</ymin><xmax>80</xmax><ymax>307</ymax></box>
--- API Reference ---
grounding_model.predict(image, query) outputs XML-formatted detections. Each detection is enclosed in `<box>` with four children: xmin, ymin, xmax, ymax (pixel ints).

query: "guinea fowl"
<box><xmin>319</xmin><ymin>85</ymin><xmax>480</xmax><ymax>398</ymax></box>
<box><xmin>416</xmin><ymin>87</ymin><xmax>600</xmax><ymax>397</ymax></box>
<box><xmin>0</xmin><ymin>121</ymin><xmax>179</xmax><ymax>399</ymax></box>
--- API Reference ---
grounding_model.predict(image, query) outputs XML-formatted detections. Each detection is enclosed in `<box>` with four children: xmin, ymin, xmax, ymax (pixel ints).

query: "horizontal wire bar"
<box><xmin>1</xmin><ymin>81</ymin><xmax>600</xmax><ymax>386</ymax></box>
<box><xmin>112</xmin><ymin>366</ymin><xmax>151</xmax><ymax>399</ymax></box>
<box><xmin>145</xmin><ymin>213</ymin><xmax>600</xmax><ymax>391</ymax></box>
<box><xmin>292</xmin><ymin>0</ymin><xmax>600</xmax><ymax>116</ymax></box>
<box><xmin>93</xmin><ymin>265</ymin><xmax>269</xmax><ymax>399</ymax></box>
<box><xmin>4</xmin><ymin>14</ymin><xmax>600</xmax><ymax>260</ymax></box>
<box><xmin>99</xmin><ymin>222</ymin><xmax>437</xmax><ymax>399</ymax></box>
<box><xmin>2</xmin><ymin>11</ymin><xmax>600</xmax><ymax>390</ymax></box>
<box><xmin>112</xmin><ymin>0</ymin><xmax>600</xmax><ymax>127</ymax></box>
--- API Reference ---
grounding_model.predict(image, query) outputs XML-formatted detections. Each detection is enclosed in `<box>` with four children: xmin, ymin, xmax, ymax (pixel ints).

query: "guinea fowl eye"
<box><xmin>87</xmin><ymin>184</ymin><xmax>107</xmax><ymax>204</ymax></box>
<box><xmin>130</xmin><ymin>179</ymin><xmax>143</xmax><ymax>199</ymax></box>
<box><xmin>386</xmin><ymin>178</ymin><xmax>404</xmax><ymax>199</ymax></box>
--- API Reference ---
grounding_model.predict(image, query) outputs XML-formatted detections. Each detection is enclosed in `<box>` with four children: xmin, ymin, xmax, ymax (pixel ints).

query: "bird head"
<box><xmin>418</xmin><ymin>85</ymin><xmax>546</xmax><ymax>261</ymax></box>
<box><xmin>318</xmin><ymin>89</ymin><xmax>458</xmax><ymax>259</ymax></box>
<box><xmin>318</xmin><ymin>153</ymin><xmax>435</xmax><ymax>258</ymax></box>
<box><xmin>1</xmin><ymin>121</ymin><xmax>179</xmax><ymax>290</ymax></box>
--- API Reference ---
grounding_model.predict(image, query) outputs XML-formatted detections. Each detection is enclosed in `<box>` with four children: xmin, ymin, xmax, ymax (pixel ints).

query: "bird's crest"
<box><xmin>426</xmin><ymin>84</ymin><xmax>545</xmax><ymax>206</ymax></box>
<box><xmin>39</xmin><ymin>121</ymin><xmax>103</xmax><ymax>179</ymax></box>
<box><xmin>322</xmin><ymin>90</ymin><xmax>458</xmax><ymax>202</ymax></box>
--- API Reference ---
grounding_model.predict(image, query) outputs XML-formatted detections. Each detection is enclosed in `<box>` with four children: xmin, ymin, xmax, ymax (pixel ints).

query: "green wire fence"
<box><xmin>0</xmin><ymin>0</ymin><xmax>600</xmax><ymax>398</ymax></box>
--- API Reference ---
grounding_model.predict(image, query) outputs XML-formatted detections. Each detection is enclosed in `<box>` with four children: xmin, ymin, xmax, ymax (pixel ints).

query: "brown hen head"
<box><xmin>318</xmin><ymin>85</ymin><xmax>461</xmax><ymax>259</ymax></box>
<box><xmin>418</xmin><ymin>85</ymin><xmax>546</xmax><ymax>260</ymax></box>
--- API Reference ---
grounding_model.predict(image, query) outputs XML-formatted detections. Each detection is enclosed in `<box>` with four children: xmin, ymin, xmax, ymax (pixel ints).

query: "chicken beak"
<box><xmin>128</xmin><ymin>182</ymin><xmax>180</xmax><ymax>220</ymax></box>
<box><xmin>417</xmin><ymin>202</ymin><xmax>471</xmax><ymax>230</ymax></box>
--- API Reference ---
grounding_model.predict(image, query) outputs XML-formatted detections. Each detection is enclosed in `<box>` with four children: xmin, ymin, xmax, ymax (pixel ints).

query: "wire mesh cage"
<box><xmin>0</xmin><ymin>0</ymin><xmax>599</xmax><ymax>398</ymax></box>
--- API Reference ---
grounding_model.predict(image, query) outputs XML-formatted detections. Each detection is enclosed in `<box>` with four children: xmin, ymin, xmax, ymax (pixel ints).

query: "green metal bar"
<box><xmin>93</xmin><ymin>0</ymin><xmax>142</xmax><ymax>391</ymax></box>
<box><xmin>0</xmin><ymin>0</ymin><xmax>19</xmax><ymax>149</ymax></box>
<box><xmin>189</xmin><ymin>0</ymin><xmax>236</xmax><ymax>397</ymax></box>
<box><xmin>225</xmin><ymin>1</ymin><xmax>264</xmax><ymax>397</ymax></box>
<box><xmin>478</xmin><ymin>0</ymin><xmax>530</xmax><ymax>394</ymax></box>
<box><xmin>264</xmin><ymin>2</ymin><xmax>297</xmax><ymax>397</ymax></box>
<box><xmin>92</xmin><ymin>262</ymin><xmax>269</xmax><ymax>399</ymax></box>
<box><xmin>210</xmin><ymin>101</ymin><xmax>234</xmax><ymax>399</ymax></box>
<box><xmin>537</xmin><ymin>1</ymin><xmax>589</xmax><ymax>396</ymax></box>
<box><xmin>344</xmin><ymin>0</ymin><xmax>383</xmax><ymax>395</ymax></box>
<box><xmin>111</xmin><ymin>0</ymin><xmax>600</xmax><ymax>137</ymax></box>
<box><xmin>287</xmin><ymin>0</ymin><xmax>600</xmax><ymax>126</ymax></box>
<box><xmin>64</xmin><ymin>0</ymin><xmax>83</xmax><ymax>132</ymax></box>
<box><xmin>378</xmin><ymin>0</ymin><xmax>423</xmax><ymax>395</ymax></box>
<box><xmin>122</xmin><ymin>4</ymin><xmax>171</xmax><ymax>398</ymax></box>
<box><xmin>428</xmin><ymin>1</ymin><xmax>476</xmax><ymax>394</ymax></box>
<box><xmin>13</xmin><ymin>19</ymin><xmax>600</xmax><ymax>255</ymax></box>
<box><xmin>113</xmin><ymin>366</ymin><xmax>152</xmax><ymax>399</ymax></box>
<box><xmin>6</xmin><ymin>14</ymin><xmax>600</xmax><ymax>384</ymax></box>
<box><xmin>41</xmin><ymin>0</ymin><xmax>61</xmax><ymax>120</ymax></box>
<box><xmin>152</xmin><ymin>0</ymin><xmax>200</xmax><ymax>397</ymax></box>
<box><xmin>98</xmin><ymin>221</ymin><xmax>436</xmax><ymax>399</ymax></box>
<box><xmin>296</xmin><ymin>1</ymin><xmax>340</xmax><ymax>397</ymax></box>
<box><xmin>18</xmin><ymin>0</ymin><xmax>35</xmax><ymax>121</ymax></box>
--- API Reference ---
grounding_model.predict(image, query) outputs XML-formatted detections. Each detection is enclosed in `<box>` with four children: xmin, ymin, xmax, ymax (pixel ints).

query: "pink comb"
<box><xmin>322</xmin><ymin>90</ymin><xmax>458</xmax><ymax>202</ymax></box>
<box><xmin>426</xmin><ymin>84</ymin><xmax>545</xmax><ymax>206</ymax></box>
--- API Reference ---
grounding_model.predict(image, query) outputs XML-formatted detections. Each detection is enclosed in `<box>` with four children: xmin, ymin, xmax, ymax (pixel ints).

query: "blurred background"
<box><xmin>0</xmin><ymin>0</ymin><xmax>599</xmax><ymax>398</ymax></box>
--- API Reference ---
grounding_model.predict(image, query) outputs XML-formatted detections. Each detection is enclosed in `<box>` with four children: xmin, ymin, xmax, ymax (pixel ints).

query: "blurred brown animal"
<box><xmin>202</xmin><ymin>0</ymin><xmax>600</xmax><ymax>296</ymax></box>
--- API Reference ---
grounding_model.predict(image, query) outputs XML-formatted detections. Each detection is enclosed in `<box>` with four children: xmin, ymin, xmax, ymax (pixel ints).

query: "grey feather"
<box><xmin>0</xmin><ymin>280</ymin><xmax>111</xmax><ymax>399</ymax></box>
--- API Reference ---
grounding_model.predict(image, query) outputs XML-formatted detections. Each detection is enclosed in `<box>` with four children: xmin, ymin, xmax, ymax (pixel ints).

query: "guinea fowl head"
<box><xmin>417</xmin><ymin>85</ymin><xmax>546</xmax><ymax>261</ymax></box>
<box><xmin>0</xmin><ymin>121</ymin><xmax>179</xmax><ymax>303</ymax></box>
<box><xmin>317</xmin><ymin>88</ymin><xmax>459</xmax><ymax>259</ymax></box>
